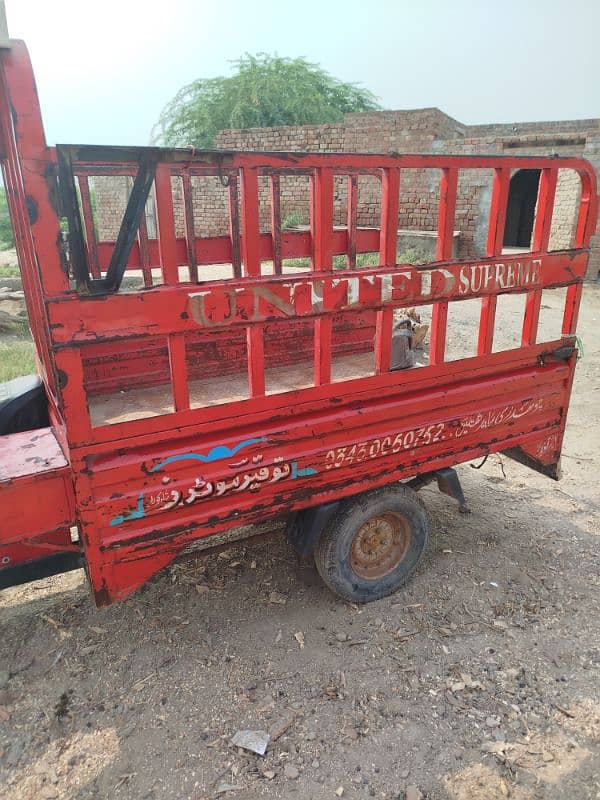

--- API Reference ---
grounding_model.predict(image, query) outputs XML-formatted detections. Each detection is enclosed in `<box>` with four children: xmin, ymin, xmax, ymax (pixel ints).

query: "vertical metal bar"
<box><xmin>573</xmin><ymin>170</ymin><xmax>597</xmax><ymax>248</ymax></box>
<box><xmin>53</xmin><ymin>349</ymin><xmax>93</xmax><ymax>443</ymax></box>
<box><xmin>182</xmin><ymin>170</ymin><xmax>198</xmax><ymax>283</ymax></box>
<box><xmin>312</xmin><ymin>167</ymin><xmax>334</xmax><ymax>386</ymax></box>
<box><xmin>347</xmin><ymin>174</ymin><xmax>358</xmax><ymax>269</ymax></box>
<box><xmin>430</xmin><ymin>167</ymin><xmax>457</xmax><ymax>365</ymax></box>
<box><xmin>168</xmin><ymin>333</ymin><xmax>190</xmax><ymax>412</ymax></box>
<box><xmin>562</xmin><ymin>283</ymin><xmax>582</xmax><ymax>335</ymax></box>
<box><xmin>270</xmin><ymin>173</ymin><xmax>282</xmax><ymax>275</ymax></box>
<box><xmin>0</xmin><ymin>42</ymin><xmax>69</xmax><ymax>298</ymax></box>
<box><xmin>562</xmin><ymin>169</ymin><xmax>595</xmax><ymax>336</ymax></box>
<box><xmin>228</xmin><ymin>174</ymin><xmax>242</xmax><ymax>280</ymax></box>
<box><xmin>103</xmin><ymin>156</ymin><xmax>157</xmax><ymax>292</ymax></box>
<box><xmin>376</xmin><ymin>168</ymin><xmax>400</xmax><ymax>373</ymax></box>
<box><xmin>478</xmin><ymin>167</ymin><xmax>510</xmax><ymax>355</ymax></box>
<box><xmin>78</xmin><ymin>175</ymin><xmax>100</xmax><ymax>278</ymax></box>
<box><xmin>137</xmin><ymin>207</ymin><xmax>153</xmax><ymax>288</ymax></box>
<box><xmin>56</xmin><ymin>146</ymin><xmax>90</xmax><ymax>292</ymax></box>
<box><xmin>154</xmin><ymin>164</ymin><xmax>179</xmax><ymax>285</ymax></box>
<box><xmin>157</xmin><ymin>171</ymin><xmax>190</xmax><ymax>410</ymax></box>
<box><xmin>246</xmin><ymin>327</ymin><xmax>265</xmax><ymax>398</ymax></box>
<box><xmin>240</xmin><ymin>166</ymin><xmax>265</xmax><ymax>396</ymax></box>
<box><xmin>522</xmin><ymin>168</ymin><xmax>558</xmax><ymax>346</ymax></box>
<box><xmin>240</xmin><ymin>167</ymin><xmax>261</xmax><ymax>277</ymax></box>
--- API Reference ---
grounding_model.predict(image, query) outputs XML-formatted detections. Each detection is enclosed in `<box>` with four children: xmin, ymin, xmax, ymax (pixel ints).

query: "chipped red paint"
<box><xmin>0</xmin><ymin>428</ymin><xmax>76</xmax><ymax>570</ymax></box>
<box><xmin>0</xmin><ymin>40</ymin><xmax>597</xmax><ymax>604</ymax></box>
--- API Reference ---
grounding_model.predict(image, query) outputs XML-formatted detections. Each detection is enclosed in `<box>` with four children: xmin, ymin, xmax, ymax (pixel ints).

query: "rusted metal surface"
<box><xmin>0</xmin><ymin>40</ymin><xmax>598</xmax><ymax>604</ymax></box>
<box><xmin>350</xmin><ymin>512</ymin><xmax>410</xmax><ymax>580</ymax></box>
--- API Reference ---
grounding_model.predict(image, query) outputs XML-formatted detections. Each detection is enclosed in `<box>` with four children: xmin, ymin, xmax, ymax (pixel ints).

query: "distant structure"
<box><xmin>95</xmin><ymin>109</ymin><xmax>600</xmax><ymax>279</ymax></box>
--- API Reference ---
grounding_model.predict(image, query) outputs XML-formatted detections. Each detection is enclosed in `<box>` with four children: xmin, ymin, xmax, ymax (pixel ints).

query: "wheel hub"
<box><xmin>350</xmin><ymin>512</ymin><xmax>410</xmax><ymax>580</ymax></box>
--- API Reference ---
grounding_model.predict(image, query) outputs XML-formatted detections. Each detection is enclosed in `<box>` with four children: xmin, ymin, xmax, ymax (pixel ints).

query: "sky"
<box><xmin>7</xmin><ymin>0</ymin><xmax>600</xmax><ymax>147</ymax></box>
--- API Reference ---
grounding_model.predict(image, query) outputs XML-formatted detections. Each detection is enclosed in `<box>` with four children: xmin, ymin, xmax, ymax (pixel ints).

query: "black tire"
<box><xmin>314</xmin><ymin>484</ymin><xmax>429</xmax><ymax>603</ymax></box>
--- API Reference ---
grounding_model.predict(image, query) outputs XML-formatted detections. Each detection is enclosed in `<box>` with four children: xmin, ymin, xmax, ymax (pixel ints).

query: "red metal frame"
<box><xmin>0</xmin><ymin>40</ymin><xmax>597</xmax><ymax>604</ymax></box>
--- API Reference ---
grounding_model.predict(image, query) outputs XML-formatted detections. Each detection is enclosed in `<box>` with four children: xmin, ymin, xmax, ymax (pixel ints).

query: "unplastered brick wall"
<box><xmin>93</xmin><ymin>110</ymin><xmax>600</xmax><ymax>279</ymax></box>
<box><xmin>435</xmin><ymin>134</ymin><xmax>593</xmax><ymax>265</ymax></box>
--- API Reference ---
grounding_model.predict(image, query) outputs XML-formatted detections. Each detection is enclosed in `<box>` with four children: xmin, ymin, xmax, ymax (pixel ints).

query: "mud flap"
<box><xmin>504</xmin><ymin>431</ymin><xmax>563</xmax><ymax>480</ymax></box>
<box><xmin>285</xmin><ymin>501</ymin><xmax>341</xmax><ymax>558</ymax></box>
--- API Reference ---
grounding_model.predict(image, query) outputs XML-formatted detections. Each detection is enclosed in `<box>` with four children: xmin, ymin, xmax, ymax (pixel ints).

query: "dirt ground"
<box><xmin>1</xmin><ymin>284</ymin><xmax>599</xmax><ymax>800</ymax></box>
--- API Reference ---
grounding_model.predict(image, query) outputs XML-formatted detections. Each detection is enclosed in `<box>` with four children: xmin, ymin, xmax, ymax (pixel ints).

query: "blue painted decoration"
<box><xmin>110</xmin><ymin>492</ymin><xmax>145</xmax><ymax>526</ymax></box>
<box><xmin>150</xmin><ymin>437</ymin><xmax>268</xmax><ymax>473</ymax></box>
<box><xmin>109</xmin><ymin>437</ymin><xmax>319</xmax><ymax>527</ymax></box>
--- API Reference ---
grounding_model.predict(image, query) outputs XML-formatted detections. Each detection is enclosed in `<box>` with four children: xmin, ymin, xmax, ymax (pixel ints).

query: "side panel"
<box><xmin>76</xmin><ymin>346</ymin><xmax>573</xmax><ymax>604</ymax></box>
<box><xmin>0</xmin><ymin>429</ymin><xmax>77</xmax><ymax>579</ymax></box>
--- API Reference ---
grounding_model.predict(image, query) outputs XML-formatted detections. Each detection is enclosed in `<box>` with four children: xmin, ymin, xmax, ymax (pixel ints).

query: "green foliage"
<box><xmin>397</xmin><ymin>247</ymin><xmax>430</xmax><ymax>265</ymax></box>
<box><xmin>333</xmin><ymin>247</ymin><xmax>430</xmax><ymax>270</ymax></box>
<box><xmin>0</xmin><ymin>188</ymin><xmax>15</xmax><ymax>250</ymax></box>
<box><xmin>0</xmin><ymin>337</ymin><xmax>36</xmax><ymax>381</ymax></box>
<box><xmin>282</xmin><ymin>210</ymin><xmax>308</xmax><ymax>230</ymax></box>
<box><xmin>0</xmin><ymin>264</ymin><xmax>20</xmax><ymax>277</ymax></box>
<box><xmin>154</xmin><ymin>54</ymin><xmax>380</xmax><ymax>148</ymax></box>
<box><xmin>331</xmin><ymin>253</ymin><xmax>380</xmax><ymax>269</ymax></box>
<box><xmin>283</xmin><ymin>246</ymin><xmax>430</xmax><ymax>272</ymax></box>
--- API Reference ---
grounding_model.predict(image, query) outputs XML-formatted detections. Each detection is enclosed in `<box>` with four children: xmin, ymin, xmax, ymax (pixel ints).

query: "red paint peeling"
<box><xmin>0</xmin><ymin>41</ymin><xmax>597</xmax><ymax>604</ymax></box>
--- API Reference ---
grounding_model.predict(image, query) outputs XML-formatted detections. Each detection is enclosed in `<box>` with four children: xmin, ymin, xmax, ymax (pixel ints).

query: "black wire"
<box><xmin>470</xmin><ymin>454</ymin><xmax>489</xmax><ymax>470</ymax></box>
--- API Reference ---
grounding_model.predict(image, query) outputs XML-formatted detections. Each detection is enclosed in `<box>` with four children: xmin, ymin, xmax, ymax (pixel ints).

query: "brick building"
<box><xmin>95</xmin><ymin>109</ymin><xmax>600</xmax><ymax>279</ymax></box>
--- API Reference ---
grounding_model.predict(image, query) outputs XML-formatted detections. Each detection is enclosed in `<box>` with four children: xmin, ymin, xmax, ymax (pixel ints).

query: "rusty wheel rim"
<box><xmin>350</xmin><ymin>512</ymin><xmax>411</xmax><ymax>580</ymax></box>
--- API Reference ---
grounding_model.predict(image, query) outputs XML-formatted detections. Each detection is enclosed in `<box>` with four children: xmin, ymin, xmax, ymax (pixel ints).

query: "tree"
<box><xmin>153</xmin><ymin>54</ymin><xmax>380</xmax><ymax>148</ymax></box>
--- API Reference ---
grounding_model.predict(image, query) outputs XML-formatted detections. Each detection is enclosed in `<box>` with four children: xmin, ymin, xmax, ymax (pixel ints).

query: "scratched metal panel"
<box><xmin>74</xmin><ymin>351</ymin><xmax>571</xmax><ymax>603</ymax></box>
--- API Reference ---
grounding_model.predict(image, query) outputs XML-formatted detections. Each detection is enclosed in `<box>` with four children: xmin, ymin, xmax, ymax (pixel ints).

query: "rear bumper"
<box><xmin>0</xmin><ymin>550</ymin><xmax>82</xmax><ymax>589</ymax></box>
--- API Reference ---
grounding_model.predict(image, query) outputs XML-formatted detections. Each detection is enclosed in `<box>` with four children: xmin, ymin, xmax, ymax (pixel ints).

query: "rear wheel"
<box><xmin>314</xmin><ymin>484</ymin><xmax>429</xmax><ymax>603</ymax></box>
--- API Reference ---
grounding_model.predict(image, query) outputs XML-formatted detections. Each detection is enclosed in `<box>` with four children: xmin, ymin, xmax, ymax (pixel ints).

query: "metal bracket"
<box><xmin>409</xmin><ymin>467</ymin><xmax>469</xmax><ymax>513</ymax></box>
<box><xmin>435</xmin><ymin>467</ymin><xmax>470</xmax><ymax>513</ymax></box>
<box><xmin>57</xmin><ymin>145</ymin><xmax>157</xmax><ymax>294</ymax></box>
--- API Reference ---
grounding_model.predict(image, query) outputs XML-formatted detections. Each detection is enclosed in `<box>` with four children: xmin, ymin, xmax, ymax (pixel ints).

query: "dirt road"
<box><xmin>1</xmin><ymin>285</ymin><xmax>599</xmax><ymax>800</ymax></box>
